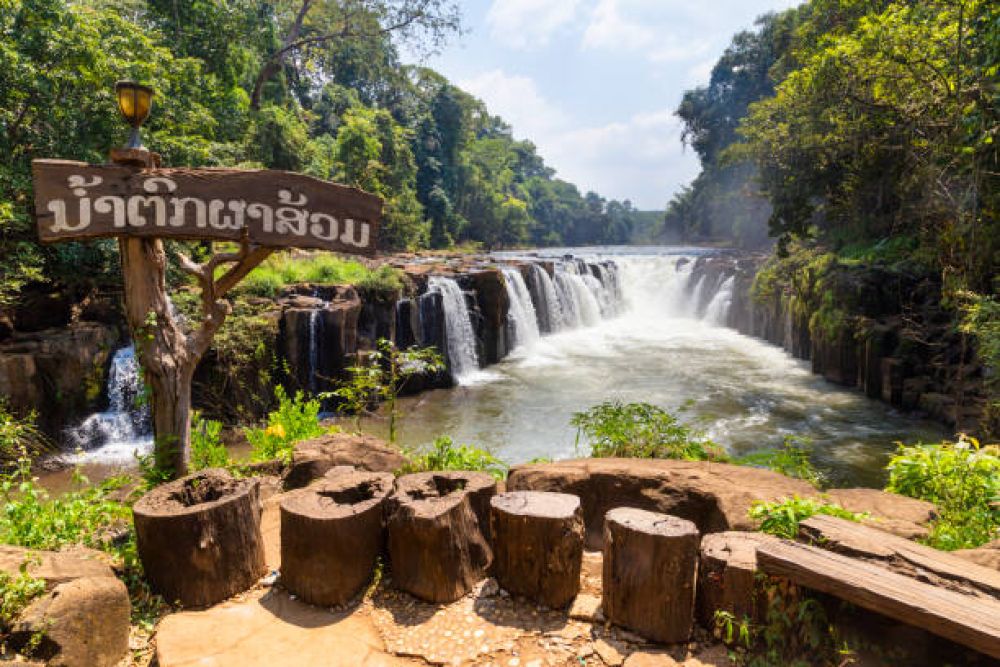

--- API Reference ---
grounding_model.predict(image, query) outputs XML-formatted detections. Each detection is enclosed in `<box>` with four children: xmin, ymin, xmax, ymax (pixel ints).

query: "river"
<box><xmin>57</xmin><ymin>246</ymin><xmax>945</xmax><ymax>490</ymax></box>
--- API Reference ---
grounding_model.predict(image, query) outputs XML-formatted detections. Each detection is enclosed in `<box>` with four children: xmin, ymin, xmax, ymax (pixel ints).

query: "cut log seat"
<box><xmin>756</xmin><ymin>540</ymin><xmax>1000</xmax><ymax>659</ymax></box>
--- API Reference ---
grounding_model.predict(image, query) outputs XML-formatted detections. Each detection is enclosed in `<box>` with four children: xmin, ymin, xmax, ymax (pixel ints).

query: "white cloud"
<box><xmin>486</xmin><ymin>0</ymin><xmax>582</xmax><ymax>50</ymax></box>
<box><xmin>459</xmin><ymin>69</ymin><xmax>697</xmax><ymax>209</ymax></box>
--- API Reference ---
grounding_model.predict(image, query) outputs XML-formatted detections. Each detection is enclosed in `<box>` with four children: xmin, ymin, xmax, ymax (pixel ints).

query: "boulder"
<box><xmin>506</xmin><ymin>458</ymin><xmax>815</xmax><ymax>548</ymax></box>
<box><xmin>283</xmin><ymin>432</ymin><xmax>407</xmax><ymax>490</ymax></box>
<box><xmin>955</xmin><ymin>540</ymin><xmax>1000</xmax><ymax>572</ymax></box>
<box><xmin>824</xmin><ymin>488</ymin><xmax>936</xmax><ymax>539</ymax></box>
<box><xmin>10</xmin><ymin>576</ymin><xmax>130</xmax><ymax>667</ymax></box>
<box><xmin>0</xmin><ymin>545</ymin><xmax>114</xmax><ymax>590</ymax></box>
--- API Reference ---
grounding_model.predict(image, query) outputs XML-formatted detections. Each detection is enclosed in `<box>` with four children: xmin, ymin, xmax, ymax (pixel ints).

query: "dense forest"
<box><xmin>662</xmin><ymin>0</ymin><xmax>998</xmax><ymax>429</ymax></box>
<box><xmin>0</xmin><ymin>0</ymin><xmax>650</xmax><ymax>310</ymax></box>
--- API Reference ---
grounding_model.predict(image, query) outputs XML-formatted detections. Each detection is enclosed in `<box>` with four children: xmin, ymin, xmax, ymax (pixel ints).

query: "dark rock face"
<box><xmin>0</xmin><ymin>321</ymin><xmax>119</xmax><ymax>435</ymax></box>
<box><xmin>463</xmin><ymin>269</ymin><xmax>509</xmax><ymax>364</ymax></box>
<box><xmin>691</xmin><ymin>254</ymin><xmax>992</xmax><ymax>434</ymax></box>
<box><xmin>279</xmin><ymin>287</ymin><xmax>361</xmax><ymax>395</ymax></box>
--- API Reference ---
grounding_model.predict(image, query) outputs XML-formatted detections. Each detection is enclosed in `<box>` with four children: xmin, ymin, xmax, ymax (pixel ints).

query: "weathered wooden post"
<box><xmin>280</xmin><ymin>469</ymin><xmax>394</xmax><ymax>607</ymax></box>
<box><xmin>602</xmin><ymin>508</ymin><xmax>700</xmax><ymax>643</ymax></box>
<box><xmin>387</xmin><ymin>472</ymin><xmax>494</xmax><ymax>603</ymax></box>
<box><xmin>697</xmin><ymin>531</ymin><xmax>776</xmax><ymax>628</ymax></box>
<box><xmin>30</xmin><ymin>82</ymin><xmax>382</xmax><ymax>478</ymax></box>
<box><xmin>490</xmin><ymin>491</ymin><xmax>584</xmax><ymax>608</ymax></box>
<box><xmin>132</xmin><ymin>468</ymin><xmax>266</xmax><ymax>607</ymax></box>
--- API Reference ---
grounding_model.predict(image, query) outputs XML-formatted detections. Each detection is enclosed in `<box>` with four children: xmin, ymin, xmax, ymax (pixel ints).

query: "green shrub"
<box><xmin>190</xmin><ymin>413</ymin><xmax>229</xmax><ymax>471</ymax></box>
<box><xmin>749</xmin><ymin>496</ymin><xmax>867</xmax><ymax>540</ymax></box>
<box><xmin>238</xmin><ymin>253</ymin><xmax>404</xmax><ymax>298</ymax></box>
<box><xmin>0</xmin><ymin>565</ymin><xmax>45</xmax><ymax>630</ymax></box>
<box><xmin>571</xmin><ymin>401</ymin><xmax>724</xmax><ymax>461</ymax></box>
<box><xmin>885</xmin><ymin>436</ymin><xmax>999</xmax><ymax>550</ymax></box>
<box><xmin>0</xmin><ymin>402</ymin><xmax>49</xmax><ymax>467</ymax></box>
<box><xmin>244</xmin><ymin>386</ymin><xmax>327</xmax><ymax>463</ymax></box>
<box><xmin>735</xmin><ymin>436</ymin><xmax>824</xmax><ymax>488</ymax></box>
<box><xmin>400</xmin><ymin>436</ymin><xmax>507</xmax><ymax>481</ymax></box>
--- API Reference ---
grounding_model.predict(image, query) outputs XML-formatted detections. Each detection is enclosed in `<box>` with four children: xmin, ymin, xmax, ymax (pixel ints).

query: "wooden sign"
<box><xmin>32</xmin><ymin>159</ymin><xmax>381</xmax><ymax>256</ymax></box>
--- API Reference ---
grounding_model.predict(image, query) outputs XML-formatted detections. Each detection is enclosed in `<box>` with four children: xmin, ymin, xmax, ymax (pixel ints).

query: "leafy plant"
<box><xmin>244</xmin><ymin>386</ymin><xmax>326</xmax><ymax>463</ymax></box>
<box><xmin>885</xmin><ymin>436</ymin><xmax>999</xmax><ymax>550</ymax></box>
<box><xmin>325</xmin><ymin>339</ymin><xmax>444</xmax><ymax>442</ymax></box>
<box><xmin>0</xmin><ymin>402</ymin><xmax>50</xmax><ymax>467</ymax></box>
<box><xmin>749</xmin><ymin>496</ymin><xmax>866</xmax><ymax>540</ymax></box>
<box><xmin>571</xmin><ymin>401</ymin><xmax>724</xmax><ymax>461</ymax></box>
<box><xmin>400</xmin><ymin>436</ymin><xmax>507</xmax><ymax>481</ymax></box>
<box><xmin>736</xmin><ymin>436</ymin><xmax>824</xmax><ymax>488</ymax></box>
<box><xmin>0</xmin><ymin>563</ymin><xmax>45</xmax><ymax>630</ymax></box>
<box><xmin>190</xmin><ymin>412</ymin><xmax>229</xmax><ymax>471</ymax></box>
<box><xmin>714</xmin><ymin>609</ymin><xmax>754</xmax><ymax>649</ymax></box>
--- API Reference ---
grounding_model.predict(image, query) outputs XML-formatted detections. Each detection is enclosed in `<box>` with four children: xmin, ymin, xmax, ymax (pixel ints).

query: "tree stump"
<box><xmin>697</xmin><ymin>531</ymin><xmax>776</xmax><ymax>628</ymax></box>
<box><xmin>133</xmin><ymin>468</ymin><xmax>266</xmax><ymax>607</ymax></box>
<box><xmin>280</xmin><ymin>470</ymin><xmax>394</xmax><ymax>607</ymax></box>
<box><xmin>490</xmin><ymin>491</ymin><xmax>584</xmax><ymax>608</ymax></box>
<box><xmin>387</xmin><ymin>472</ymin><xmax>493</xmax><ymax>603</ymax></box>
<box><xmin>602</xmin><ymin>508</ymin><xmax>700</xmax><ymax>643</ymax></box>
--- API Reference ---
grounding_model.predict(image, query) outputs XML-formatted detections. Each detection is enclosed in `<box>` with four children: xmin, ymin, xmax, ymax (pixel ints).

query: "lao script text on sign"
<box><xmin>32</xmin><ymin>159</ymin><xmax>381</xmax><ymax>256</ymax></box>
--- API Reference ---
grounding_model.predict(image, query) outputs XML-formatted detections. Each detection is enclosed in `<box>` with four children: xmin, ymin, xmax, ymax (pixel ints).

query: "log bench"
<box><xmin>602</xmin><ymin>508</ymin><xmax>700</xmax><ymax>643</ymax></box>
<box><xmin>280</xmin><ymin>470</ymin><xmax>394</xmax><ymax>606</ymax></box>
<box><xmin>387</xmin><ymin>472</ymin><xmax>493</xmax><ymax>603</ymax></box>
<box><xmin>756</xmin><ymin>539</ymin><xmax>1000</xmax><ymax>659</ymax></box>
<box><xmin>490</xmin><ymin>491</ymin><xmax>584</xmax><ymax>608</ymax></box>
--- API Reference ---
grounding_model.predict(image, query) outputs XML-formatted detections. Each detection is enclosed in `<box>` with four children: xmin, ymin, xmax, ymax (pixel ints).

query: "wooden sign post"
<box><xmin>32</xmin><ymin>153</ymin><xmax>381</xmax><ymax>477</ymax></box>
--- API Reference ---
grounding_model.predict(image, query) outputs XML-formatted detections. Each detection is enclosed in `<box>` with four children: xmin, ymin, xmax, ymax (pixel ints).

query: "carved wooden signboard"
<box><xmin>32</xmin><ymin>159</ymin><xmax>381</xmax><ymax>256</ymax></box>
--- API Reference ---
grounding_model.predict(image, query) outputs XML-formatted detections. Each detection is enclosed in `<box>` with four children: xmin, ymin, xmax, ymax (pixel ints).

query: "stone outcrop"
<box><xmin>279</xmin><ymin>286</ymin><xmax>362</xmax><ymax>395</ymax></box>
<box><xmin>0</xmin><ymin>321</ymin><xmax>119</xmax><ymax>435</ymax></box>
<box><xmin>283</xmin><ymin>432</ymin><xmax>408</xmax><ymax>489</ymax></box>
<box><xmin>507</xmin><ymin>458</ymin><xmax>816</xmax><ymax>548</ymax></box>
<box><xmin>955</xmin><ymin>540</ymin><xmax>1000</xmax><ymax>572</ymax></box>
<box><xmin>0</xmin><ymin>546</ymin><xmax>129</xmax><ymax>667</ymax></box>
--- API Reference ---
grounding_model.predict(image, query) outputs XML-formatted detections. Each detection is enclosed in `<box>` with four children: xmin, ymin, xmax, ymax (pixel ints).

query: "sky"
<box><xmin>402</xmin><ymin>0</ymin><xmax>798</xmax><ymax>210</ymax></box>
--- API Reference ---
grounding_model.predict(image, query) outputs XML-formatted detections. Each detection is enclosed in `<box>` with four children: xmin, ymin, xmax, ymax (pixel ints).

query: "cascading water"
<box><xmin>66</xmin><ymin>345</ymin><xmax>152</xmax><ymax>461</ymax></box>
<box><xmin>501</xmin><ymin>267</ymin><xmax>541</xmax><ymax>350</ymax></box>
<box><xmin>428</xmin><ymin>276</ymin><xmax>481</xmax><ymax>382</ymax></box>
<box><xmin>528</xmin><ymin>264</ymin><xmax>565</xmax><ymax>333</ymax></box>
<box><xmin>308</xmin><ymin>308</ymin><xmax>321</xmax><ymax>393</ymax></box>
<box><xmin>704</xmin><ymin>275</ymin><xmax>735</xmax><ymax>325</ymax></box>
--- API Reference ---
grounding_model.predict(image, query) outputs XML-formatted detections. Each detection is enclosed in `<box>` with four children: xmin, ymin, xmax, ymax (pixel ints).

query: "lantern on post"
<box><xmin>114</xmin><ymin>81</ymin><xmax>155</xmax><ymax>149</ymax></box>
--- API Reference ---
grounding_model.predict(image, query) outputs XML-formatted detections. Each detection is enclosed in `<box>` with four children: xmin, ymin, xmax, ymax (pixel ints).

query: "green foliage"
<box><xmin>400</xmin><ymin>436</ymin><xmax>507</xmax><ymax>481</ymax></box>
<box><xmin>238</xmin><ymin>253</ymin><xmax>401</xmax><ymax>298</ymax></box>
<box><xmin>244</xmin><ymin>386</ymin><xmax>326</xmax><ymax>463</ymax></box>
<box><xmin>0</xmin><ymin>402</ymin><xmax>49</xmax><ymax>467</ymax></box>
<box><xmin>749</xmin><ymin>496</ymin><xmax>866</xmax><ymax>540</ymax></box>
<box><xmin>190</xmin><ymin>412</ymin><xmax>229</xmax><ymax>471</ymax></box>
<box><xmin>959</xmin><ymin>293</ymin><xmax>1000</xmax><ymax>430</ymax></box>
<box><xmin>885</xmin><ymin>436</ymin><xmax>999</xmax><ymax>550</ymax></box>
<box><xmin>571</xmin><ymin>401</ymin><xmax>724</xmax><ymax>461</ymax></box>
<box><xmin>0</xmin><ymin>563</ymin><xmax>45</xmax><ymax>631</ymax></box>
<box><xmin>735</xmin><ymin>436</ymin><xmax>824</xmax><ymax>488</ymax></box>
<box><xmin>325</xmin><ymin>339</ymin><xmax>444</xmax><ymax>442</ymax></box>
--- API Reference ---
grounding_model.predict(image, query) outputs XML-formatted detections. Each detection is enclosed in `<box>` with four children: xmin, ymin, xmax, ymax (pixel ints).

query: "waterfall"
<box><xmin>308</xmin><ymin>308</ymin><xmax>321</xmax><ymax>394</ymax></box>
<box><xmin>429</xmin><ymin>276</ymin><xmax>481</xmax><ymax>382</ymax></box>
<box><xmin>528</xmin><ymin>264</ymin><xmax>565</xmax><ymax>333</ymax></box>
<box><xmin>66</xmin><ymin>345</ymin><xmax>151</xmax><ymax>459</ymax></box>
<box><xmin>557</xmin><ymin>268</ymin><xmax>602</xmax><ymax>326</ymax></box>
<box><xmin>704</xmin><ymin>275</ymin><xmax>735</xmax><ymax>325</ymax></box>
<box><xmin>501</xmin><ymin>267</ymin><xmax>541</xmax><ymax>350</ymax></box>
<box><xmin>688</xmin><ymin>274</ymin><xmax>707</xmax><ymax>317</ymax></box>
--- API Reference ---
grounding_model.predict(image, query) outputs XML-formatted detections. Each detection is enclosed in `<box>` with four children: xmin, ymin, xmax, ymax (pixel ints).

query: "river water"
<box><xmin>365</xmin><ymin>246</ymin><xmax>945</xmax><ymax>488</ymax></box>
<box><xmin>57</xmin><ymin>246</ymin><xmax>945</xmax><ymax>490</ymax></box>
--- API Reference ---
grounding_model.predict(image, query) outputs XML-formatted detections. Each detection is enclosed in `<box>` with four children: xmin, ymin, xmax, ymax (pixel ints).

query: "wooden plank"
<box><xmin>32</xmin><ymin>159</ymin><xmax>381</xmax><ymax>256</ymax></box>
<box><xmin>756</xmin><ymin>540</ymin><xmax>1000</xmax><ymax>659</ymax></box>
<box><xmin>800</xmin><ymin>514</ymin><xmax>1000</xmax><ymax>600</ymax></box>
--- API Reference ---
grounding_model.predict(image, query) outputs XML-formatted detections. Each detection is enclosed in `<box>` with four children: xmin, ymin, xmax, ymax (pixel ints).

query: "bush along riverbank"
<box><xmin>0</xmin><ymin>399</ymin><xmax>996</xmax><ymax>665</ymax></box>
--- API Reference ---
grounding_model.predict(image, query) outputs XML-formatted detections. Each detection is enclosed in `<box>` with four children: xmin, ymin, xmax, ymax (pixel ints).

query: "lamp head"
<box><xmin>115</xmin><ymin>81</ymin><xmax>155</xmax><ymax>149</ymax></box>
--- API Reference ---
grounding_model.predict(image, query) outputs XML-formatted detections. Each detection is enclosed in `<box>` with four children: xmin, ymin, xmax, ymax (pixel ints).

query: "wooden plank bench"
<box><xmin>756</xmin><ymin>540</ymin><xmax>1000</xmax><ymax>659</ymax></box>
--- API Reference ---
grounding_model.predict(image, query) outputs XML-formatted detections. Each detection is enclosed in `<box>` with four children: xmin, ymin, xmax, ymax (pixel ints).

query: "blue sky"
<box><xmin>403</xmin><ymin>0</ymin><xmax>798</xmax><ymax>209</ymax></box>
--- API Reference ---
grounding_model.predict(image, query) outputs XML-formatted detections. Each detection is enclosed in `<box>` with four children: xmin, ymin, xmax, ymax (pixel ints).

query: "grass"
<box><xmin>237</xmin><ymin>252</ymin><xmax>403</xmax><ymax>298</ymax></box>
